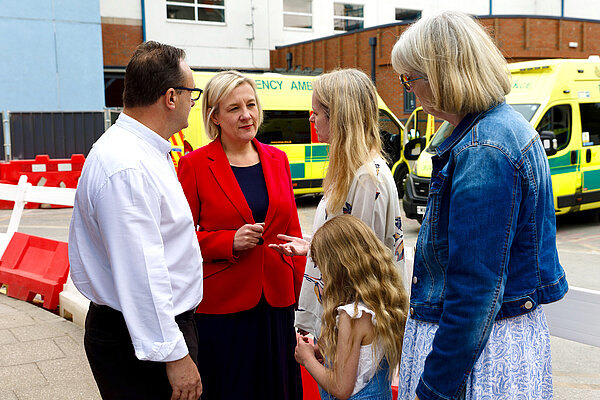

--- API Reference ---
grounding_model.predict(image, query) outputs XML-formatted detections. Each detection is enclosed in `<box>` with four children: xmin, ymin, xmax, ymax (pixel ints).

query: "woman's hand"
<box><xmin>295</xmin><ymin>335</ymin><xmax>316</xmax><ymax>367</ymax></box>
<box><xmin>233</xmin><ymin>223</ymin><xmax>264</xmax><ymax>251</ymax></box>
<box><xmin>268</xmin><ymin>234</ymin><xmax>310</xmax><ymax>257</ymax></box>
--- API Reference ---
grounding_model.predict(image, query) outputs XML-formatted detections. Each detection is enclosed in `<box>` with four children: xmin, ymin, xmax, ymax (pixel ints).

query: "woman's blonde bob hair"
<box><xmin>313</xmin><ymin>69</ymin><xmax>383</xmax><ymax>214</ymax></box>
<box><xmin>201</xmin><ymin>70</ymin><xmax>264</xmax><ymax>140</ymax></box>
<box><xmin>310</xmin><ymin>214</ymin><xmax>409</xmax><ymax>381</ymax></box>
<box><xmin>391</xmin><ymin>11</ymin><xmax>511</xmax><ymax>115</ymax></box>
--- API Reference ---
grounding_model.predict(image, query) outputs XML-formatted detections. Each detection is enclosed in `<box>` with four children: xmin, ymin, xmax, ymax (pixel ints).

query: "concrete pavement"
<box><xmin>0</xmin><ymin>290</ymin><xmax>100</xmax><ymax>399</ymax></box>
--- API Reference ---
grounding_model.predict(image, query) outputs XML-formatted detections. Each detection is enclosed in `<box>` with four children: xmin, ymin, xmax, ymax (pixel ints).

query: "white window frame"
<box><xmin>333</xmin><ymin>3</ymin><xmax>364</xmax><ymax>32</ymax></box>
<box><xmin>166</xmin><ymin>0</ymin><xmax>226</xmax><ymax>25</ymax></box>
<box><xmin>283</xmin><ymin>0</ymin><xmax>312</xmax><ymax>31</ymax></box>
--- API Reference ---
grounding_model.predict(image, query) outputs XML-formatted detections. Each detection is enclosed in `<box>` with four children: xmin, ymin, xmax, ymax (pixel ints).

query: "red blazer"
<box><xmin>178</xmin><ymin>138</ymin><xmax>306</xmax><ymax>314</ymax></box>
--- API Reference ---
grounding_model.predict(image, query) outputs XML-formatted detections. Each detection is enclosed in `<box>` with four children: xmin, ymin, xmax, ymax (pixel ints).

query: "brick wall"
<box><xmin>270</xmin><ymin>16</ymin><xmax>600</xmax><ymax>121</ymax></box>
<box><xmin>102</xmin><ymin>22</ymin><xmax>143</xmax><ymax>67</ymax></box>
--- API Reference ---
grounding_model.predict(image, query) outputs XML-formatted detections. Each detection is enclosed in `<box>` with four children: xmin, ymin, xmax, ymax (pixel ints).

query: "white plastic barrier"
<box><xmin>0</xmin><ymin>175</ymin><xmax>76</xmax><ymax>257</ymax></box>
<box><xmin>0</xmin><ymin>175</ymin><xmax>90</xmax><ymax>327</ymax></box>
<box><xmin>545</xmin><ymin>286</ymin><xmax>600</xmax><ymax>347</ymax></box>
<box><xmin>59</xmin><ymin>274</ymin><xmax>90</xmax><ymax>328</ymax></box>
<box><xmin>405</xmin><ymin>246</ymin><xmax>599</xmax><ymax>347</ymax></box>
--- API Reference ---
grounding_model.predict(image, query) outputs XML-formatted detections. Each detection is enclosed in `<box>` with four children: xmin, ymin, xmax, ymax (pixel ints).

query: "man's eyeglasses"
<box><xmin>399</xmin><ymin>74</ymin><xmax>425</xmax><ymax>91</ymax></box>
<box><xmin>173</xmin><ymin>87</ymin><xmax>203</xmax><ymax>101</ymax></box>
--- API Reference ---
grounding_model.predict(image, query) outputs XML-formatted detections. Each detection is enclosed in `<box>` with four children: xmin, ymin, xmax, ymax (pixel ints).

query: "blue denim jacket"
<box><xmin>412</xmin><ymin>102</ymin><xmax>568</xmax><ymax>400</ymax></box>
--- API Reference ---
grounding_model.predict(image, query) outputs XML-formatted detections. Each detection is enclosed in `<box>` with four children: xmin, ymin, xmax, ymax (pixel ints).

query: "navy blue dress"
<box><xmin>194</xmin><ymin>162</ymin><xmax>302</xmax><ymax>400</ymax></box>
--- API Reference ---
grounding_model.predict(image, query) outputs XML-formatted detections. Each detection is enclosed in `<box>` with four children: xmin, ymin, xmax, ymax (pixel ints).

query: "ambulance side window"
<box><xmin>379</xmin><ymin>110</ymin><xmax>401</xmax><ymax>137</ymax></box>
<box><xmin>580</xmin><ymin>103</ymin><xmax>600</xmax><ymax>146</ymax></box>
<box><xmin>379</xmin><ymin>110</ymin><xmax>402</xmax><ymax>164</ymax></box>
<box><xmin>256</xmin><ymin>111</ymin><xmax>311</xmax><ymax>145</ymax></box>
<box><xmin>536</xmin><ymin>105</ymin><xmax>571</xmax><ymax>151</ymax></box>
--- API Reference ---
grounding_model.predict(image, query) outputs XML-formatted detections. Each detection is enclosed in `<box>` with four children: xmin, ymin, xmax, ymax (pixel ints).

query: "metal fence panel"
<box><xmin>9</xmin><ymin>112</ymin><xmax>105</xmax><ymax>160</ymax></box>
<box><xmin>0</xmin><ymin>113</ymin><xmax>4</xmax><ymax>161</ymax></box>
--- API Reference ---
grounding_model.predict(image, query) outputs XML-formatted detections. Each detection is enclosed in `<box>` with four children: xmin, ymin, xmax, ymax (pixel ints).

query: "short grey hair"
<box><xmin>391</xmin><ymin>11</ymin><xmax>511</xmax><ymax>114</ymax></box>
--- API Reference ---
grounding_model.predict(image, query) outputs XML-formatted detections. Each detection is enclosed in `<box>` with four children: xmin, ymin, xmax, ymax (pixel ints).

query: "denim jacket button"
<box><xmin>524</xmin><ymin>300</ymin><xmax>533</xmax><ymax>310</ymax></box>
<box><xmin>410</xmin><ymin>307</ymin><xmax>414</xmax><ymax>315</ymax></box>
<box><xmin>412</xmin><ymin>276</ymin><xmax>418</xmax><ymax>284</ymax></box>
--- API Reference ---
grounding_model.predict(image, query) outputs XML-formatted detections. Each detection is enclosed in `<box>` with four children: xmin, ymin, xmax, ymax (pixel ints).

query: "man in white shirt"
<box><xmin>68</xmin><ymin>41</ymin><xmax>204</xmax><ymax>400</ymax></box>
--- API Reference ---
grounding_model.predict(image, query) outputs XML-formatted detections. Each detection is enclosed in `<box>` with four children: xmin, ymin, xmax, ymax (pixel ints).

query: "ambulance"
<box><xmin>170</xmin><ymin>71</ymin><xmax>431</xmax><ymax>196</ymax></box>
<box><xmin>402</xmin><ymin>57</ymin><xmax>600</xmax><ymax>222</ymax></box>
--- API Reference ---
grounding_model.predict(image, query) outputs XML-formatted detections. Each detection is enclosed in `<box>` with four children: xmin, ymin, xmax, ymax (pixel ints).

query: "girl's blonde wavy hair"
<box><xmin>313</xmin><ymin>69</ymin><xmax>383</xmax><ymax>215</ymax></box>
<box><xmin>202</xmin><ymin>70</ymin><xmax>264</xmax><ymax>140</ymax></box>
<box><xmin>391</xmin><ymin>11</ymin><xmax>511</xmax><ymax>115</ymax></box>
<box><xmin>310</xmin><ymin>215</ymin><xmax>409</xmax><ymax>381</ymax></box>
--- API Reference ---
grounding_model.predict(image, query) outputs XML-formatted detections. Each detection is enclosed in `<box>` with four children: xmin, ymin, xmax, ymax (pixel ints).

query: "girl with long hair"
<box><xmin>295</xmin><ymin>215</ymin><xmax>409</xmax><ymax>400</ymax></box>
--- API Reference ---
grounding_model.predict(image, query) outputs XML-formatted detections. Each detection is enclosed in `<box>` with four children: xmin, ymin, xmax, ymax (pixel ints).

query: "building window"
<box><xmin>334</xmin><ymin>3</ymin><xmax>364</xmax><ymax>32</ymax></box>
<box><xmin>404</xmin><ymin>90</ymin><xmax>416</xmax><ymax>113</ymax></box>
<box><xmin>166</xmin><ymin>0</ymin><xmax>225</xmax><ymax>23</ymax></box>
<box><xmin>283</xmin><ymin>0</ymin><xmax>312</xmax><ymax>29</ymax></box>
<box><xmin>395</xmin><ymin>8</ymin><xmax>421</xmax><ymax>23</ymax></box>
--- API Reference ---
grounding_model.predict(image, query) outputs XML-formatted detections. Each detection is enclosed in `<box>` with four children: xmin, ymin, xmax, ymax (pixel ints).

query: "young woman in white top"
<box><xmin>269</xmin><ymin>68</ymin><xmax>406</xmax><ymax>337</ymax></box>
<box><xmin>294</xmin><ymin>215</ymin><xmax>409</xmax><ymax>400</ymax></box>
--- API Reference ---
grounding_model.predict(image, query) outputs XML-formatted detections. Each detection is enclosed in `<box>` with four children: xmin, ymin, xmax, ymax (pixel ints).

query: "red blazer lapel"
<box><xmin>207</xmin><ymin>138</ymin><xmax>254</xmax><ymax>224</ymax></box>
<box><xmin>254</xmin><ymin>139</ymin><xmax>282</xmax><ymax>227</ymax></box>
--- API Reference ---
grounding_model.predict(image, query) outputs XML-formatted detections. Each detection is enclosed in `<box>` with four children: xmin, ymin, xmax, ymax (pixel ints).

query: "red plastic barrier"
<box><xmin>0</xmin><ymin>154</ymin><xmax>85</xmax><ymax>209</ymax></box>
<box><xmin>0</xmin><ymin>232</ymin><xmax>70</xmax><ymax>310</ymax></box>
<box><xmin>301</xmin><ymin>365</ymin><xmax>321</xmax><ymax>400</ymax></box>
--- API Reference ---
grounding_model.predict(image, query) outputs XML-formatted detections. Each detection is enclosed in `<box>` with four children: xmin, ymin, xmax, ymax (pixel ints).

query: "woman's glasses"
<box><xmin>399</xmin><ymin>74</ymin><xmax>425</xmax><ymax>91</ymax></box>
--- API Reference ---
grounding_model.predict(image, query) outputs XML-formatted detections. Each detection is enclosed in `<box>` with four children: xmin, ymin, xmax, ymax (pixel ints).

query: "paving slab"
<box><xmin>13</xmin><ymin>380</ymin><xmax>101</xmax><ymax>400</ymax></box>
<box><xmin>37</xmin><ymin>358</ymin><xmax>97</xmax><ymax>386</ymax></box>
<box><xmin>0</xmin><ymin>364</ymin><xmax>46</xmax><ymax>390</ymax></box>
<box><xmin>0</xmin><ymin>313</ymin><xmax>36</xmax><ymax>330</ymax></box>
<box><xmin>10</xmin><ymin>320</ymin><xmax>81</xmax><ymax>342</ymax></box>
<box><xmin>0</xmin><ymin>330</ymin><xmax>17</xmax><ymax>346</ymax></box>
<box><xmin>0</xmin><ymin>389</ymin><xmax>18</xmax><ymax>400</ymax></box>
<box><xmin>0</xmin><ymin>338</ymin><xmax>65</xmax><ymax>367</ymax></box>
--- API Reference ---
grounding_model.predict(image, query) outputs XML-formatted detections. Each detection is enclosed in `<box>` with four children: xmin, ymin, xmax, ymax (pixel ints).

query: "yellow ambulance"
<box><xmin>170</xmin><ymin>71</ymin><xmax>421</xmax><ymax>196</ymax></box>
<box><xmin>402</xmin><ymin>57</ymin><xmax>600</xmax><ymax>222</ymax></box>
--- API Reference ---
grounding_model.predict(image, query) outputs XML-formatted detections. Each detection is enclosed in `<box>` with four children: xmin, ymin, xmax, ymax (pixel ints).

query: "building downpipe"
<box><xmin>2</xmin><ymin>111</ymin><xmax>11</xmax><ymax>162</ymax></box>
<box><xmin>369</xmin><ymin>37</ymin><xmax>377</xmax><ymax>85</ymax></box>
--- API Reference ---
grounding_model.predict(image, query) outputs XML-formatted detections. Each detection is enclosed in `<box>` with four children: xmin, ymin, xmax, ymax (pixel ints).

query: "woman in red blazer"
<box><xmin>177</xmin><ymin>70</ymin><xmax>306</xmax><ymax>400</ymax></box>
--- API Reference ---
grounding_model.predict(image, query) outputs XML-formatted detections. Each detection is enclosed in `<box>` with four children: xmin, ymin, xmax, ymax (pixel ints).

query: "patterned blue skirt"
<box><xmin>397</xmin><ymin>305</ymin><xmax>553</xmax><ymax>399</ymax></box>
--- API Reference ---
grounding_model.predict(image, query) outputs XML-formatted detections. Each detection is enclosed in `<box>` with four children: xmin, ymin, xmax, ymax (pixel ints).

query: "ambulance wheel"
<box><xmin>394</xmin><ymin>163</ymin><xmax>409</xmax><ymax>199</ymax></box>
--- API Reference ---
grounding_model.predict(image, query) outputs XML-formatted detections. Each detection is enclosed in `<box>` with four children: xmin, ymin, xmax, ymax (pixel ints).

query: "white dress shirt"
<box><xmin>68</xmin><ymin>113</ymin><xmax>203</xmax><ymax>362</ymax></box>
<box><xmin>295</xmin><ymin>157</ymin><xmax>406</xmax><ymax>336</ymax></box>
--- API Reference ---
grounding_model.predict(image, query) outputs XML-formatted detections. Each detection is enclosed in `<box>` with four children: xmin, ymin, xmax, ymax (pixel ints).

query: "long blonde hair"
<box><xmin>202</xmin><ymin>70</ymin><xmax>264</xmax><ymax>140</ymax></box>
<box><xmin>391</xmin><ymin>11</ymin><xmax>511</xmax><ymax>114</ymax></box>
<box><xmin>313</xmin><ymin>69</ymin><xmax>383</xmax><ymax>214</ymax></box>
<box><xmin>310</xmin><ymin>215</ymin><xmax>409</xmax><ymax>380</ymax></box>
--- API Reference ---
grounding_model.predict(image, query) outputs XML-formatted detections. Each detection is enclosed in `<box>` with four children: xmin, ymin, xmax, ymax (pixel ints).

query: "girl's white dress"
<box><xmin>337</xmin><ymin>302</ymin><xmax>384</xmax><ymax>396</ymax></box>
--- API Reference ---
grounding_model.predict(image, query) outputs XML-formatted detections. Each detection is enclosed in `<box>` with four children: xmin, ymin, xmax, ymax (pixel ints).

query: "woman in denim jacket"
<box><xmin>391</xmin><ymin>11</ymin><xmax>568</xmax><ymax>400</ymax></box>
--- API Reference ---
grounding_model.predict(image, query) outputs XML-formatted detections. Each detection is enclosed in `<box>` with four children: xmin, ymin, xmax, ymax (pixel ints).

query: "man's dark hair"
<box><xmin>123</xmin><ymin>41</ymin><xmax>187</xmax><ymax>108</ymax></box>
